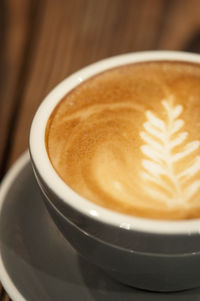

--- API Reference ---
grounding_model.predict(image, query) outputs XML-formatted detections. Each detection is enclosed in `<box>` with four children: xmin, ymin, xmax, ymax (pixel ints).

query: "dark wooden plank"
<box><xmin>0</xmin><ymin>0</ymin><xmax>32</xmax><ymax>179</ymax></box>
<box><xmin>0</xmin><ymin>285</ymin><xmax>5</xmax><ymax>300</ymax></box>
<box><xmin>157</xmin><ymin>0</ymin><xmax>200</xmax><ymax>50</ymax></box>
<box><xmin>0</xmin><ymin>285</ymin><xmax>11</xmax><ymax>301</ymax></box>
<box><xmin>1</xmin><ymin>291</ymin><xmax>11</xmax><ymax>301</ymax></box>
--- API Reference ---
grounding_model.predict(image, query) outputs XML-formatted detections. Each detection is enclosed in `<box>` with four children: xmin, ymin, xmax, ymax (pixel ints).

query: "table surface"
<box><xmin>0</xmin><ymin>0</ymin><xmax>200</xmax><ymax>300</ymax></box>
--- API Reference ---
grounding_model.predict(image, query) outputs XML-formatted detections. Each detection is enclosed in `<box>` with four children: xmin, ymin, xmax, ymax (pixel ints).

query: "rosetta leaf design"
<box><xmin>140</xmin><ymin>96</ymin><xmax>200</xmax><ymax>207</ymax></box>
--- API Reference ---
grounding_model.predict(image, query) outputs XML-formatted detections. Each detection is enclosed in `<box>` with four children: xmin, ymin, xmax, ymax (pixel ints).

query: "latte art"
<box><xmin>140</xmin><ymin>96</ymin><xmax>200</xmax><ymax>207</ymax></box>
<box><xmin>46</xmin><ymin>61</ymin><xmax>200</xmax><ymax>219</ymax></box>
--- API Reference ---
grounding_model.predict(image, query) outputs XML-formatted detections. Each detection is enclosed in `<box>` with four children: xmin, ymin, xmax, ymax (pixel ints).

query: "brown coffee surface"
<box><xmin>46</xmin><ymin>61</ymin><xmax>200</xmax><ymax>220</ymax></box>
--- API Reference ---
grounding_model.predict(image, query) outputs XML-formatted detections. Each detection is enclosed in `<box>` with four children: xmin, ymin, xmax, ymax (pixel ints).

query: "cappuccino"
<box><xmin>46</xmin><ymin>61</ymin><xmax>200</xmax><ymax>220</ymax></box>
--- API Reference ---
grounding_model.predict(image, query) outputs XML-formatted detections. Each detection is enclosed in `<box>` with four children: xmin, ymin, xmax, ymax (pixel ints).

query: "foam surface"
<box><xmin>46</xmin><ymin>61</ymin><xmax>200</xmax><ymax>219</ymax></box>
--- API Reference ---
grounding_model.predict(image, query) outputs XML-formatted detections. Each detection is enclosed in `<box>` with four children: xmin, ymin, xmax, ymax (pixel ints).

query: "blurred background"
<box><xmin>0</xmin><ymin>0</ymin><xmax>200</xmax><ymax>300</ymax></box>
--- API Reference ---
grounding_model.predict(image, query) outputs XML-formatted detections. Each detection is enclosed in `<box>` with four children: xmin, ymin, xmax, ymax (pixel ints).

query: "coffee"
<box><xmin>45</xmin><ymin>61</ymin><xmax>200</xmax><ymax>220</ymax></box>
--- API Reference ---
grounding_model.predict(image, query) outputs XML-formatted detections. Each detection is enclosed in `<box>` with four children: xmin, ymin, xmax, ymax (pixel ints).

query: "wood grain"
<box><xmin>158</xmin><ymin>0</ymin><xmax>200</xmax><ymax>50</ymax></box>
<box><xmin>0</xmin><ymin>0</ymin><xmax>200</xmax><ymax>299</ymax></box>
<box><xmin>0</xmin><ymin>0</ymin><xmax>29</xmax><ymax>178</ymax></box>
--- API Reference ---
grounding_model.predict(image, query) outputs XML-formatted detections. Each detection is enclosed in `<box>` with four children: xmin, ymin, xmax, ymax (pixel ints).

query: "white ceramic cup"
<box><xmin>30</xmin><ymin>51</ymin><xmax>200</xmax><ymax>292</ymax></box>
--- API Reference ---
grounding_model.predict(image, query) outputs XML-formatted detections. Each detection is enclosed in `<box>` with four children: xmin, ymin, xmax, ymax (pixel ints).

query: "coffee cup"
<box><xmin>29</xmin><ymin>51</ymin><xmax>200</xmax><ymax>291</ymax></box>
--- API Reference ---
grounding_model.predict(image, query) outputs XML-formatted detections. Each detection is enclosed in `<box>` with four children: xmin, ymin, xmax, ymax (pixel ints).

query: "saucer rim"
<box><xmin>0</xmin><ymin>151</ymin><xmax>30</xmax><ymax>301</ymax></box>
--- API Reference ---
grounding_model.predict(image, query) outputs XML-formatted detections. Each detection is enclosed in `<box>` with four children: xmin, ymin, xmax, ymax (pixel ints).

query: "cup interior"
<box><xmin>29</xmin><ymin>51</ymin><xmax>200</xmax><ymax>235</ymax></box>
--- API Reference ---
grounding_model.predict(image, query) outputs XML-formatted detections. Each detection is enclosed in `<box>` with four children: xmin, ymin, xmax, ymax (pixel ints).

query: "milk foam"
<box><xmin>46</xmin><ymin>61</ymin><xmax>200</xmax><ymax>219</ymax></box>
<box><xmin>140</xmin><ymin>96</ymin><xmax>200</xmax><ymax>207</ymax></box>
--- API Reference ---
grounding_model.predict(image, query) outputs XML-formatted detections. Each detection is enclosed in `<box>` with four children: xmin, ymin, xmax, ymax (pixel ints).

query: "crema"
<box><xmin>46</xmin><ymin>61</ymin><xmax>200</xmax><ymax>220</ymax></box>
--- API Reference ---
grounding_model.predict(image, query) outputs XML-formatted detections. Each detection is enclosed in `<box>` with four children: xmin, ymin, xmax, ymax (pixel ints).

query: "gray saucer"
<box><xmin>0</xmin><ymin>152</ymin><xmax>200</xmax><ymax>301</ymax></box>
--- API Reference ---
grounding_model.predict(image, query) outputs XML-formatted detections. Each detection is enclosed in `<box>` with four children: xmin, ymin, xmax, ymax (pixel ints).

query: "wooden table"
<box><xmin>0</xmin><ymin>0</ymin><xmax>200</xmax><ymax>300</ymax></box>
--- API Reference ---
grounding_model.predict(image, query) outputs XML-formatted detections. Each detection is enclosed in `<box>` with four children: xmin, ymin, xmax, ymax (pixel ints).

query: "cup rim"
<box><xmin>29</xmin><ymin>50</ymin><xmax>200</xmax><ymax>235</ymax></box>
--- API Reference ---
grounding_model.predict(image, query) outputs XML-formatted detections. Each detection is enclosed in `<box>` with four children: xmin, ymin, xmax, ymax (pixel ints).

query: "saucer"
<box><xmin>0</xmin><ymin>153</ymin><xmax>200</xmax><ymax>301</ymax></box>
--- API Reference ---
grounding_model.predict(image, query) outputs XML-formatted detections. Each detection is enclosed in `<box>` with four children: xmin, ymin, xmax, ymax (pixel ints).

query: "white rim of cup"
<box><xmin>30</xmin><ymin>50</ymin><xmax>200</xmax><ymax>235</ymax></box>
